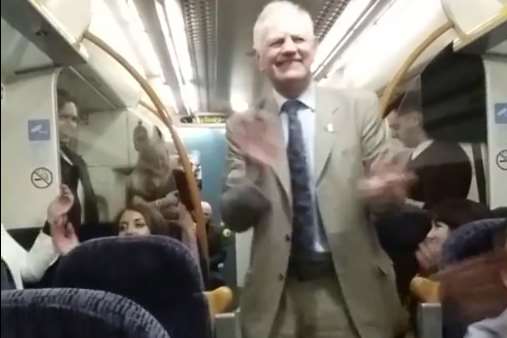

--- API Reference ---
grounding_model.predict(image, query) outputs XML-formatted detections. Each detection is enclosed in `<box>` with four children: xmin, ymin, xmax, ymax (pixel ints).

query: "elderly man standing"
<box><xmin>221</xmin><ymin>1</ymin><xmax>409</xmax><ymax>338</ymax></box>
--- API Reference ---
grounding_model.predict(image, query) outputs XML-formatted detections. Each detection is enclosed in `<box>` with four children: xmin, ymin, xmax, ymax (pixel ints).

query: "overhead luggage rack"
<box><xmin>1</xmin><ymin>0</ymin><xmax>90</xmax><ymax>67</ymax></box>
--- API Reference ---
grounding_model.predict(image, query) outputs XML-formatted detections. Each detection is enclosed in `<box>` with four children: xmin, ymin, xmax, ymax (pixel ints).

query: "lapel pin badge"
<box><xmin>326</xmin><ymin>123</ymin><xmax>335</xmax><ymax>133</ymax></box>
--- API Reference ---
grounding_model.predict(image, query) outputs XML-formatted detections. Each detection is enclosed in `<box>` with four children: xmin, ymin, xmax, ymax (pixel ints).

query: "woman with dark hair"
<box><xmin>410</xmin><ymin>199</ymin><xmax>492</xmax><ymax>304</ymax></box>
<box><xmin>416</xmin><ymin>199</ymin><xmax>492</xmax><ymax>274</ymax></box>
<box><xmin>115</xmin><ymin>203</ymin><xmax>169</xmax><ymax>237</ymax></box>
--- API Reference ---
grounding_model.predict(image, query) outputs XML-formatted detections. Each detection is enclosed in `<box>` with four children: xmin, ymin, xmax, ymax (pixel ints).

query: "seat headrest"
<box><xmin>53</xmin><ymin>236</ymin><xmax>203</xmax><ymax>305</ymax></box>
<box><xmin>441</xmin><ymin>218</ymin><xmax>507</xmax><ymax>266</ymax></box>
<box><xmin>1</xmin><ymin>288</ymin><xmax>170</xmax><ymax>338</ymax></box>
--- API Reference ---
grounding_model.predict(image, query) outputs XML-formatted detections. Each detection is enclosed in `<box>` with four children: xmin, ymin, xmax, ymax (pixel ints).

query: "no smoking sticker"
<box><xmin>496</xmin><ymin>150</ymin><xmax>507</xmax><ymax>171</ymax></box>
<box><xmin>31</xmin><ymin>167</ymin><xmax>53</xmax><ymax>189</ymax></box>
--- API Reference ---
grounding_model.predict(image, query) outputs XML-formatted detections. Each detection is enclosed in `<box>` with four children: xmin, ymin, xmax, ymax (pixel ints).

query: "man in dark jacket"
<box><xmin>388</xmin><ymin>93</ymin><xmax>472</xmax><ymax>209</ymax></box>
<box><xmin>54</xmin><ymin>92</ymin><xmax>99</xmax><ymax>232</ymax></box>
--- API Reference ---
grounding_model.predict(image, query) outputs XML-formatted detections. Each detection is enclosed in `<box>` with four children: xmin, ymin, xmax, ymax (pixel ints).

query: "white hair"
<box><xmin>253</xmin><ymin>1</ymin><xmax>314</xmax><ymax>52</ymax></box>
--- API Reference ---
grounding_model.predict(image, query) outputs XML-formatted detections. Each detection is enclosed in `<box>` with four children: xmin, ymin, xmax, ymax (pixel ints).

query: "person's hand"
<box><xmin>154</xmin><ymin>191</ymin><xmax>180</xmax><ymax>220</ymax></box>
<box><xmin>148</xmin><ymin>191</ymin><xmax>179</xmax><ymax>210</ymax></box>
<box><xmin>51</xmin><ymin>215</ymin><xmax>79</xmax><ymax>255</ymax></box>
<box><xmin>228</xmin><ymin>112</ymin><xmax>283</xmax><ymax>167</ymax></box>
<box><xmin>358</xmin><ymin>160</ymin><xmax>415</xmax><ymax>206</ymax></box>
<box><xmin>416</xmin><ymin>239</ymin><xmax>442</xmax><ymax>274</ymax></box>
<box><xmin>47</xmin><ymin>185</ymin><xmax>74</xmax><ymax>225</ymax></box>
<box><xmin>158</xmin><ymin>191</ymin><xmax>179</xmax><ymax>208</ymax></box>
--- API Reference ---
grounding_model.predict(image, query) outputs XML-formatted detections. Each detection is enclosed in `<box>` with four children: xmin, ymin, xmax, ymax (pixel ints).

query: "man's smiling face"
<box><xmin>257</xmin><ymin>18</ymin><xmax>316</xmax><ymax>97</ymax></box>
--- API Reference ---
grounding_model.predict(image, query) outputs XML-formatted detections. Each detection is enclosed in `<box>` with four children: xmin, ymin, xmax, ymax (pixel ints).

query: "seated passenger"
<box><xmin>388</xmin><ymin>91</ymin><xmax>473</xmax><ymax>209</ymax></box>
<box><xmin>201</xmin><ymin>202</ymin><xmax>227</xmax><ymax>290</ymax></box>
<box><xmin>409</xmin><ymin>199</ymin><xmax>491</xmax><ymax>304</ymax></box>
<box><xmin>1</xmin><ymin>185</ymin><xmax>79</xmax><ymax>289</ymax></box>
<box><xmin>115</xmin><ymin>202</ymin><xmax>200</xmax><ymax>261</ymax></box>
<box><xmin>416</xmin><ymin>199</ymin><xmax>491</xmax><ymax>275</ymax></box>
<box><xmin>115</xmin><ymin>203</ymin><xmax>173</xmax><ymax>237</ymax></box>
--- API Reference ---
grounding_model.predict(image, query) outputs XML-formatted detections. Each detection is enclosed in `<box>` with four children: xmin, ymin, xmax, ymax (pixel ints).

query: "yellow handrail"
<box><xmin>83</xmin><ymin>31</ymin><xmax>209</xmax><ymax>269</ymax></box>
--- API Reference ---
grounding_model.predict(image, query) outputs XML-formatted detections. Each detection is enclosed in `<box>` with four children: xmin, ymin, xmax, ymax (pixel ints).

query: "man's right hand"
<box><xmin>228</xmin><ymin>112</ymin><xmax>283</xmax><ymax>167</ymax></box>
<box><xmin>358</xmin><ymin>159</ymin><xmax>415</xmax><ymax>208</ymax></box>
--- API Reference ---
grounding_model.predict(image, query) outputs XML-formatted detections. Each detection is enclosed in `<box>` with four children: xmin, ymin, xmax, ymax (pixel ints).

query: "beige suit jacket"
<box><xmin>221</xmin><ymin>85</ymin><xmax>406</xmax><ymax>338</ymax></box>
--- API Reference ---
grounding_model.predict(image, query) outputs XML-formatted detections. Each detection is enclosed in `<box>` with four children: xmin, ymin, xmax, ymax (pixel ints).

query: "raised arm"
<box><xmin>220</xmin><ymin>116</ymin><xmax>271</xmax><ymax>233</ymax></box>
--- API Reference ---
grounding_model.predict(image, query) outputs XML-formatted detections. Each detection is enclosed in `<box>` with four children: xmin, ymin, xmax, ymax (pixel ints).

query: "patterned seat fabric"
<box><xmin>1</xmin><ymin>288</ymin><xmax>170</xmax><ymax>338</ymax></box>
<box><xmin>52</xmin><ymin>235</ymin><xmax>211</xmax><ymax>338</ymax></box>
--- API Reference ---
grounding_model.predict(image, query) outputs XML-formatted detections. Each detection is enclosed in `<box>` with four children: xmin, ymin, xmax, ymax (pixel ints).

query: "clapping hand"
<box><xmin>416</xmin><ymin>239</ymin><xmax>442</xmax><ymax>274</ymax></box>
<box><xmin>358</xmin><ymin>159</ymin><xmax>415</xmax><ymax>207</ymax></box>
<box><xmin>228</xmin><ymin>112</ymin><xmax>283</xmax><ymax>166</ymax></box>
<box><xmin>51</xmin><ymin>215</ymin><xmax>79</xmax><ymax>255</ymax></box>
<box><xmin>47</xmin><ymin>185</ymin><xmax>79</xmax><ymax>255</ymax></box>
<box><xmin>47</xmin><ymin>184</ymin><xmax>74</xmax><ymax>225</ymax></box>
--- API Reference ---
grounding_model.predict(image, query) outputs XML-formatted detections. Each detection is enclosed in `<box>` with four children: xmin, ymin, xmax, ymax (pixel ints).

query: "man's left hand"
<box><xmin>358</xmin><ymin>160</ymin><xmax>415</xmax><ymax>207</ymax></box>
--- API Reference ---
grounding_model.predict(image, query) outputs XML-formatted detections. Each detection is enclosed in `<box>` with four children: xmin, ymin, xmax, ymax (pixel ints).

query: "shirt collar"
<box><xmin>273</xmin><ymin>82</ymin><xmax>316</xmax><ymax>113</ymax></box>
<box><xmin>60</xmin><ymin>149</ymin><xmax>74</xmax><ymax>166</ymax></box>
<box><xmin>411</xmin><ymin>139</ymin><xmax>434</xmax><ymax>160</ymax></box>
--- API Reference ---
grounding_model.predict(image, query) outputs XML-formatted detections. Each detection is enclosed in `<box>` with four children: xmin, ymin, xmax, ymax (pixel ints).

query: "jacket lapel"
<box><xmin>256</xmin><ymin>87</ymin><xmax>340</xmax><ymax>202</ymax></box>
<box><xmin>257</xmin><ymin>97</ymin><xmax>292</xmax><ymax>205</ymax></box>
<box><xmin>314</xmin><ymin>88</ymin><xmax>338</xmax><ymax>184</ymax></box>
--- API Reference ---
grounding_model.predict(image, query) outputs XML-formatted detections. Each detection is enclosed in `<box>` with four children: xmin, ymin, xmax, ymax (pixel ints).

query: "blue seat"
<box><xmin>441</xmin><ymin>217</ymin><xmax>506</xmax><ymax>267</ymax></box>
<box><xmin>1</xmin><ymin>288</ymin><xmax>170</xmax><ymax>338</ymax></box>
<box><xmin>1</xmin><ymin>259</ymin><xmax>16</xmax><ymax>290</ymax></box>
<box><xmin>52</xmin><ymin>235</ymin><xmax>211</xmax><ymax>338</ymax></box>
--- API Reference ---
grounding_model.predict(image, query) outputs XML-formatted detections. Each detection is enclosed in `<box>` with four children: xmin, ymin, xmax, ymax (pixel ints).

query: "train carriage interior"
<box><xmin>1</xmin><ymin>0</ymin><xmax>506</xmax><ymax>337</ymax></box>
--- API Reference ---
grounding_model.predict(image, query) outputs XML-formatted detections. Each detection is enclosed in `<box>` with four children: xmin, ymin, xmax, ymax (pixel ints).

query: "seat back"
<box><xmin>1</xmin><ymin>260</ymin><xmax>16</xmax><ymax>290</ymax></box>
<box><xmin>52</xmin><ymin>235</ymin><xmax>211</xmax><ymax>338</ymax></box>
<box><xmin>1</xmin><ymin>288</ymin><xmax>170</xmax><ymax>338</ymax></box>
<box><xmin>441</xmin><ymin>218</ymin><xmax>507</xmax><ymax>266</ymax></box>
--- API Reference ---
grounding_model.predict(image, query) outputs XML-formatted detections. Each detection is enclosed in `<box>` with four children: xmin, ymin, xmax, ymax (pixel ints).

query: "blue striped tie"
<box><xmin>283</xmin><ymin>100</ymin><xmax>315</xmax><ymax>257</ymax></box>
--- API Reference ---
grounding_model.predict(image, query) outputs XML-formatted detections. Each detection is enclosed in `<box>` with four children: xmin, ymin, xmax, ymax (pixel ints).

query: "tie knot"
<box><xmin>282</xmin><ymin>100</ymin><xmax>302</xmax><ymax>115</ymax></box>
